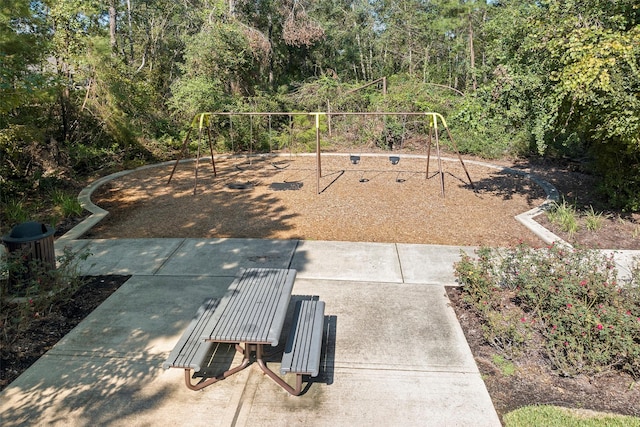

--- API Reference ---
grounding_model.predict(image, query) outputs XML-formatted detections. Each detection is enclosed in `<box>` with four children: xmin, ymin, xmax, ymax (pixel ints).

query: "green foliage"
<box><xmin>547</xmin><ymin>199</ymin><xmax>580</xmax><ymax>236</ymax></box>
<box><xmin>170</xmin><ymin>75</ymin><xmax>227</xmax><ymax>120</ymax></box>
<box><xmin>451</xmin><ymin>97</ymin><xmax>532</xmax><ymax>159</ymax></box>
<box><xmin>585</xmin><ymin>206</ymin><xmax>604</xmax><ymax>232</ymax></box>
<box><xmin>479</xmin><ymin>2</ymin><xmax>640</xmax><ymax>209</ymax></box>
<box><xmin>492</xmin><ymin>354</ymin><xmax>517</xmax><ymax>377</ymax></box>
<box><xmin>50</xmin><ymin>189</ymin><xmax>83</xmax><ymax>218</ymax></box>
<box><xmin>68</xmin><ymin>141</ymin><xmax>121</xmax><ymax>175</ymax></box>
<box><xmin>169</xmin><ymin>17</ymin><xmax>260</xmax><ymax>120</ymax></box>
<box><xmin>0</xmin><ymin>0</ymin><xmax>52</xmax><ymax>115</ymax></box>
<box><xmin>504</xmin><ymin>405</ymin><xmax>640</xmax><ymax>427</ymax></box>
<box><xmin>3</xmin><ymin>199</ymin><xmax>29</xmax><ymax>225</ymax></box>
<box><xmin>288</xmin><ymin>75</ymin><xmax>346</xmax><ymax>111</ymax></box>
<box><xmin>1</xmin><ymin>246</ymin><xmax>91</xmax><ymax>341</ymax></box>
<box><xmin>0</xmin><ymin>124</ymin><xmax>46</xmax><ymax>184</ymax></box>
<box><xmin>270</xmin><ymin>114</ymin><xmax>326</xmax><ymax>153</ymax></box>
<box><xmin>482</xmin><ymin>308</ymin><xmax>533</xmax><ymax>358</ymax></box>
<box><xmin>455</xmin><ymin>244</ymin><xmax>640</xmax><ymax>378</ymax></box>
<box><xmin>590</xmin><ymin>142</ymin><xmax>640</xmax><ymax>211</ymax></box>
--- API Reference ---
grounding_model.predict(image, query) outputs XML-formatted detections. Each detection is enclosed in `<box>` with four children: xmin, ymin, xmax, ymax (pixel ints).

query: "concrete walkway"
<box><xmin>0</xmin><ymin>237</ymin><xmax>501</xmax><ymax>426</ymax></box>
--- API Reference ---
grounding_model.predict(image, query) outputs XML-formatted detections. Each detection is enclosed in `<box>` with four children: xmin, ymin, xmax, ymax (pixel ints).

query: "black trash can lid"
<box><xmin>2</xmin><ymin>221</ymin><xmax>55</xmax><ymax>243</ymax></box>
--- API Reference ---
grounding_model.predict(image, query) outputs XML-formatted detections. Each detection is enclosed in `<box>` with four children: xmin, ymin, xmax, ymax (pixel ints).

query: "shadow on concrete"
<box><xmin>1</xmin><ymin>240</ymin><xmax>319</xmax><ymax>425</ymax></box>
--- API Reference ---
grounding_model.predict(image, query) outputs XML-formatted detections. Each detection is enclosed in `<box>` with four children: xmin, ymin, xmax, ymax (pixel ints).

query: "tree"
<box><xmin>476</xmin><ymin>0</ymin><xmax>640</xmax><ymax>208</ymax></box>
<box><xmin>0</xmin><ymin>0</ymin><xmax>50</xmax><ymax>116</ymax></box>
<box><xmin>169</xmin><ymin>6</ymin><xmax>262</xmax><ymax>118</ymax></box>
<box><xmin>375</xmin><ymin>0</ymin><xmax>436</xmax><ymax>78</ymax></box>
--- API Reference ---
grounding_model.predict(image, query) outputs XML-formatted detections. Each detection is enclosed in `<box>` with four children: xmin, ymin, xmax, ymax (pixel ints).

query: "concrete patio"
<box><xmin>0</xmin><ymin>237</ymin><xmax>501</xmax><ymax>426</ymax></box>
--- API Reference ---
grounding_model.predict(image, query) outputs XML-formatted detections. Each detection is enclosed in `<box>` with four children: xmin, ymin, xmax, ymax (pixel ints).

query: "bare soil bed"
<box><xmin>1</xmin><ymin>276</ymin><xmax>129</xmax><ymax>391</ymax></box>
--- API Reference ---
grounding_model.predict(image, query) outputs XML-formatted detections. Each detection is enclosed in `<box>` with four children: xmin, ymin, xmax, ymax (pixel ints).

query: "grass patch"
<box><xmin>3</xmin><ymin>199</ymin><xmax>30</xmax><ymax>224</ymax></box>
<box><xmin>504</xmin><ymin>405</ymin><xmax>640</xmax><ymax>426</ymax></box>
<box><xmin>584</xmin><ymin>206</ymin><xmax>604</xmax><ymax>232</ymax></box>
<box><xmin>50</xmin><ymin>189</ymin><xmax>83</xmax><ymax>218</ymax></box>
<box><xmin>547</xmin><ymin>199</ymin><xmax>580</xmax><ymax>235</ymax></box>
<box><xmin>492</xmin><ymin>354</ymin><xmax>517</xmax><ymax>376</ymax></box>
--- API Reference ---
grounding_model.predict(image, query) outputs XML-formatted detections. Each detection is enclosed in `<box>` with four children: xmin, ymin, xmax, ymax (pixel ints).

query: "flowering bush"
<box><xmin>455</xmin><ymin>243</ymin><xmax>640</xmax><ymax>378</ymax></box>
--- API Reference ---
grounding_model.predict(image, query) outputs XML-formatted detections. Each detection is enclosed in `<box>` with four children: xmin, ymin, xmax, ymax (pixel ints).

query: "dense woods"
<box><xmin>1</xmin><ymin>0</ymin><xmax>639</xmax><ymax>227</ymax></box>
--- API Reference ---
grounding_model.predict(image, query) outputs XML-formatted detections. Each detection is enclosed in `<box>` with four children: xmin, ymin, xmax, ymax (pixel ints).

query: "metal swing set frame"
<box><xmin>167</xmin><ymin>111</ymin><xmax>474</xmax><ymax>196</ymax></box>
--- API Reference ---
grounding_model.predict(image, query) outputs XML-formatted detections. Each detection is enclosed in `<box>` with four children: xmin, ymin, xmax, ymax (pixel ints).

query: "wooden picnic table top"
<box><xmin>200</xmin><ymin>268</ymin><xmax>297</xmax><ymax>347</ymax></box>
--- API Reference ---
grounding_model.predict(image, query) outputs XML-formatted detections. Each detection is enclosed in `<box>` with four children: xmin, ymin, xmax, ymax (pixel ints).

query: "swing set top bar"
<box><xmin>196</xmin><ymin>112</ymin><xmax>436</xmax><ymax>115</ymax></box>
<box><xmin>191</xmin><ymin>111</ymin><xmax>449</xmax><ymax>128</ymax></box>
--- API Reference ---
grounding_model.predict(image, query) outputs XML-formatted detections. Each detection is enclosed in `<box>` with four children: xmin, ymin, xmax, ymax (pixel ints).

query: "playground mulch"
<box><xmin>84</xmin><ymin>154</ymin><xmax>549</xmax><ymax>247</ymax></box>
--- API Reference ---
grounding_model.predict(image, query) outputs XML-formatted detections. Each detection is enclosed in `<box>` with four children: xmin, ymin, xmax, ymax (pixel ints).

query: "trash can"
<box><xmin>2</xmin><ymin>222</ymin><xmax>56</xmax><ymax>293</ymax></box>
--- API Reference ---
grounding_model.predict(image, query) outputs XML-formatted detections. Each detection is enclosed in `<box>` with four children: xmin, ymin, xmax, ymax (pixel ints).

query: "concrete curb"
<box><xmin>57</xmin><ymin>160</ymin><xmax>178</xmax><ymax>244</ymax></box>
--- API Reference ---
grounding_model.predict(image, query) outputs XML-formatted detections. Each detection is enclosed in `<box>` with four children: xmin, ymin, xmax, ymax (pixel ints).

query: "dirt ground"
<box><xmin>0</xmin><ymin>276</ymin><xmax>128</xmax><ymax>391</ymax></box>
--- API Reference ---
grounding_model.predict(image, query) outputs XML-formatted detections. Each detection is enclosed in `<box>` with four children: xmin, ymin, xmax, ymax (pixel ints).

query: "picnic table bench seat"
<box><xmin>280</xmin><ymin>299</ymin><xmax>325</xmax><ymax>392</ymax></box>
<box><xmin>162</xmin><ymin>297</ymin><xmax>218</xmax><ymax>373</ymax></box>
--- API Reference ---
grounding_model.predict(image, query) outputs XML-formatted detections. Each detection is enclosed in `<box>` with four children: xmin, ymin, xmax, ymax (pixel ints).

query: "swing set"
<box><xmin>167</xmin><ymin>111</ymin><xmax>474</xmax><ymax>196</ymax></box>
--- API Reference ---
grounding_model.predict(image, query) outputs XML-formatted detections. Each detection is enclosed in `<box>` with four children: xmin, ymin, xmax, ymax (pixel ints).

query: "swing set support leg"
<box><xmin>426</xmin><ymin>124</ymin><xmax>432</xmax><ymax>179</ymax></box>
<box><xmin>443</xmin><ymin>126</ymin><xmax>475</xmax><ymax>191</ymax></box>
<box><xmin>207</xmin><ymin>125</ymin><xmax>217</xmax><ymax>177</ymax></box>
<box><xmin>167</xmin><ymin>128</ymin><xmax>192</xmax><ymax>185</ymax></box>
<box><xmin>434</xmin><ymin>125</ymin><xmax>445</xmax><ymax>198</ymax></box>
<box><xmin>425</xmin><ymin>120</ymin><xmax>444</xmax><ymax>197</ymax></box>
<box><xmin>168</xmin><ymin>114</ymin><xmax>217</xmax><ymax>195</ymax></box>
<box><xmin>424</xmin><ymin>113</ymin><xmax>475</xmax><ymax>197</ymax></box>
<box><xmin>193</xmin><ymin>129</ymin><xmax>202</xmax><ymax>195</ymax></box>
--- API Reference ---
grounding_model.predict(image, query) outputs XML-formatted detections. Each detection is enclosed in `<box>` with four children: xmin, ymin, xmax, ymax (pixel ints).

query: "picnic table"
<box><xmin>163</xmin><ymin>268</ymin><xmax>325</xmax><ymax>396</ymax></box>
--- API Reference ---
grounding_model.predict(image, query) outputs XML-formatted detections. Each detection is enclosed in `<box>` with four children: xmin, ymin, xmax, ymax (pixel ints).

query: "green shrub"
<box><xmin>547</xmin><ymin>199</ymin><xmax>580</xmax><ymax>235</ymax></box>
<box><xmin>3</xmin><ymin>199</ymin><xmax>30</xmax><ymax>225</ymax></box>
<box><xmin>1</xmin><ymin>246</ymin><xmax>91</xmax><ymax>342</ymax></box>
<box><xmin>455</xmin><ymin>244</ymin><xmax>640</xmax><ymax>378</ymax></box>
<box><xmin>51</xmin><ymin>189</ymin><xmax>83</xmax><ymax>218</ymax></box>
<box><xmin>585</xmin><ymin>206</ymin><xmax>604</xmax><ymax>232</ymax></box>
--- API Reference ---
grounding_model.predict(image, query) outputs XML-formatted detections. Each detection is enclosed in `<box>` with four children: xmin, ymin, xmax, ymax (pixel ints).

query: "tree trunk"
<box><xmin>356</xmin><ymin>32</ymin><xmax>366</xmax><ymax>81</ymax></box>
<box><xmin>423</xmin><ymin>47</ymin><xmax>429</xmax><ymax>83</ymax></box>
<box><xmin>127</xmin><ymin>0</ymin><xmax>134</xmax><ymax>61</ymax></box>
<box><xmin>268</xmin><ymin>14</ymin><xmax>274</xmax><ymax>87</ymax></box>
<box><xmin>57</xmin><ymin>59</ymin><xmax>71</xmax><ymax>142</ymax></box>
<box><xmin>468</xmin><ymin>15</ymin><xmax>477</xmax><ymax>91</ymax></box>
<box><xmin>368</xmin><ymin>46</ymin><xmax>373</xmax><ymax>80</ymax></box>
<box><xmin>109</xmin><ymin>0</ymin><xmax>118</xmax><ymax>55</ymax></box>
